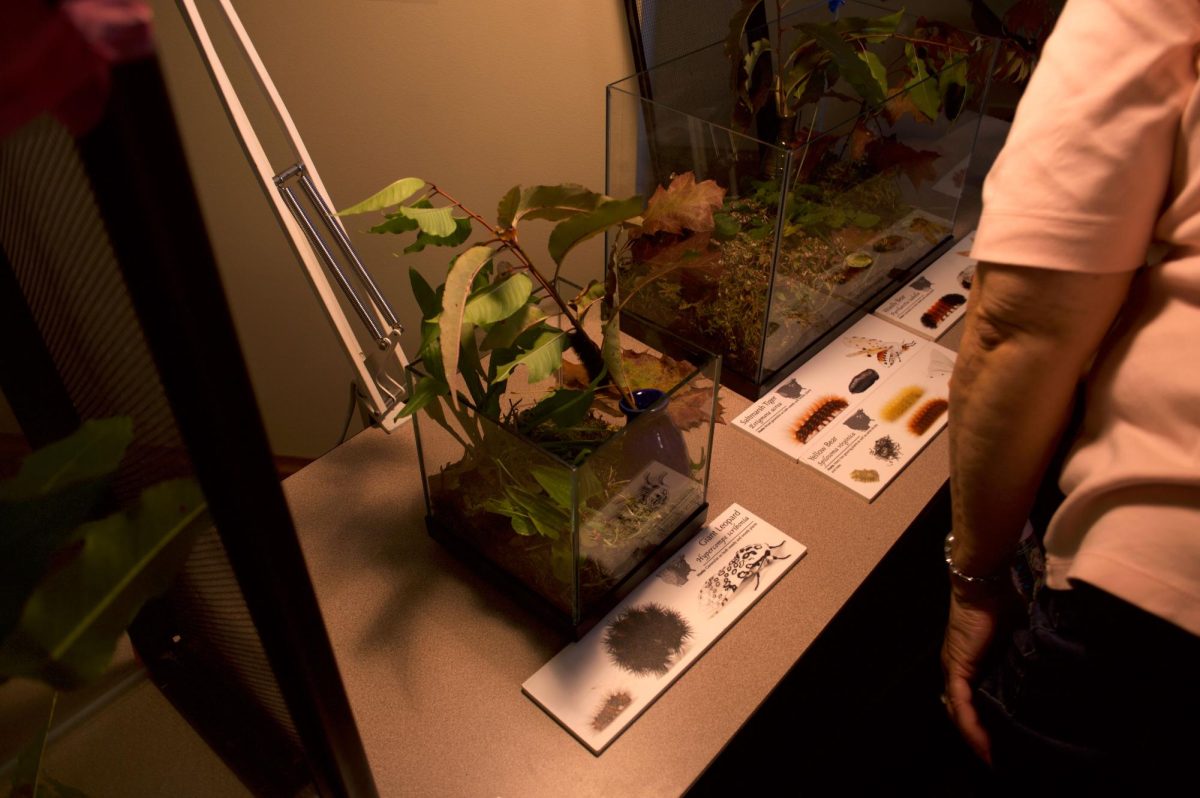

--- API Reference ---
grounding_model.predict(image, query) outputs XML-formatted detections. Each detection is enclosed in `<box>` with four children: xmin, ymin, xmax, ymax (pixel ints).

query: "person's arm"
<box><xmin>942</xmin><ymin>261</ymin><xmax>1133</xmax><ymax>761</ymax></box>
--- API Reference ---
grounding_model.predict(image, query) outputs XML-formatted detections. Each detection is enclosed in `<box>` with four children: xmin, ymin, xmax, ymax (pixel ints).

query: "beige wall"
<box><xmin>148</xmin><ymin>0</ymin><xmax>633</xmax><ymax>458</ymax></box>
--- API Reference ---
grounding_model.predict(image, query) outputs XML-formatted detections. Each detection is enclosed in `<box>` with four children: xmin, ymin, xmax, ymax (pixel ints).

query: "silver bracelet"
<box><xmin>943</xmin><ymin>532</ymin><xmax>1004</xmax><ymax>585</ymax></box>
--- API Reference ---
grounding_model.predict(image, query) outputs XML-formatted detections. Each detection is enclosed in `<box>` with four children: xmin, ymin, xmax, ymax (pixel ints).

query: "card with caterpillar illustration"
<box><xmin>732</xmin><ymin>314</ymin><xmax>956</xmax><ymax>500</ymax></box>
<box><xmin>874</xmin><ymin>230</ymin><xmax>976</xmax><ymax>340</ymax></box>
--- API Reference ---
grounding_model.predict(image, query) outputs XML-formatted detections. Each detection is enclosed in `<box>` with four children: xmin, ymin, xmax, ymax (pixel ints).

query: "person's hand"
<box><xmin>941</xmin><ymin>587</ymin><xmax>1003</xmax><ymax>764</ymax></box>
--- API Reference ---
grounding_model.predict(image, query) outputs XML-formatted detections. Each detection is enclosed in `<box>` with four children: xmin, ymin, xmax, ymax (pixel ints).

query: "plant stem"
<box><xmin>427</xmin><ymin>184</ymin><xmax>606</xmax><ymax>382</ymax></box>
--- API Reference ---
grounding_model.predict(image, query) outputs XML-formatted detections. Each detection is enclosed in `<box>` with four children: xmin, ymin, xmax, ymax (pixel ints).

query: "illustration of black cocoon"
<box><xmin>843</xmin><ymin>409</ymin><xmax>873</xmax><ymax>431</ymax></box>
<box><xmin>910</xmin><ymin>275</ymin><xmax>933</xmax><ymax>291</ymax></box>
<box><xmin>591</xmin><ymin>690</ymin><xmax>633</xmax><ymax>732</ymax></box>
<box><xmin>603</xmin><ymin>603</ymin><xmax>692</xmax><ymax>677</ymax></box>
<box><xmin>848</xmin><ymin>369</ymin><xmax>879</xmax><ymax>393</ymax></box>
<box><xmin>775</xmin><ymin>378</ymin><xmax>806</xmax><ymax>399</ymax></box>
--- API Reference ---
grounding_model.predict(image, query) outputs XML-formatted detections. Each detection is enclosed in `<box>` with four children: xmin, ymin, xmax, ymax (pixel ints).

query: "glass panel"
<box><xmin>608</xmin><ymin>1</ymin><xmax>995</xmax><ymax>395</ymax></box>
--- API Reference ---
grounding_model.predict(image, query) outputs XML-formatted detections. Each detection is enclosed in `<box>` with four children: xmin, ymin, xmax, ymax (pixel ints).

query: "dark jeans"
<box><xmin>975</xmin><ymin>581</ymin><xmax>1200</xmax><ymax>794</ymax></box>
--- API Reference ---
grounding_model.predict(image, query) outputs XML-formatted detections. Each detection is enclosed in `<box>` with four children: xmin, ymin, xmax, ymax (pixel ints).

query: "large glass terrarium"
<box><xmin>607</xmin><ymin>1</ymin><xmax>995</xmax><ymax>397</ymax></box>
<box><xmin>409</xmin><ymin>321</ymin><xmax>719</xmax><ymax>637</ymax></box>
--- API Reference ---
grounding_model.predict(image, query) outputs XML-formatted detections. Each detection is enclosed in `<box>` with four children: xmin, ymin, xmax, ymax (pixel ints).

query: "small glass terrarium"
<box><xmin>607</xmin><ymin>1</ymin><xmax>995</xmax><ymax>397</ymax></box>
<box><xmin>408</xmin><ymin>327</ymin><xmax>719</xmax><ymax>637</ymax></box>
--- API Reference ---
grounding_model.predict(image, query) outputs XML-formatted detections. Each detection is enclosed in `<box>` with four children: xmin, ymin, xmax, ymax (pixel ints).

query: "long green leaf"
<box><xmin>368</xmin><ymin>213</ymin><xmax>419</xmax><ymax>235</ymax></box>
<box><xmin>396</xmin><ymin>205</ymin><xmax>458</xmax><ymax>237</ymax></box>
<box><xmin>403</xmin><ymin>215</ymin><xmax>472</xmax><ymax>254</ymax></box>
<box><xmin>463</xmin><ymin>273</ymin><xmax>532</xmax><ymax>326</ymax></box>
<box><xmin>521</xmin><ymin>386</ymin><xmax>595</xmax><ymax>430</ymax></box>
<box><xmin>804</xmin><ymin>23</ymin><xmax>885</xmax><ymax>106</ymax></box>
<box><xmin>548</xmin><ymin>196</ymin><xmax>644</xmax><ymax>267</ymax></box>
<box><xmin>905</xmin><ymin>43</ymin><xmax>941</xmax><ymax>120</ymax></box>
<box><xmin>0</xmin><ymin>480</ymin><xmax>206</xmax><ymax>690</ymax></box>
<box><xmin>490</xmin><ymin>327</ymin><xmax>567</xmax><ymax>384</ymax></box>
<box><xmin>569</xmin><ymin>279</ymin><xmax>606</xmax><ymax>322</ymax></box>
<box><xmin>505</xmin><ymin>184</ymin><xmax>603</xmax><ymax>227</ymax></box>
<box><xmin>497</xmin><ymin>185</ymin><xmax>522</xmax><ymax>228</ymax></box>
<box><xmin>398</xmin><ymin>374</ymin><xmax>448</xmax><ymax>419</ymax></box>
<box><xmin>0</xmin><ymin>418</ymin><xmax>131</xmax><ymax>501</ymax></box>
<box><xmin>531</xmin><ymin>466</ymin><xmax>574</xmax><ymax>509</ymax></box>
<box><xmin>439</xmin><ymin>246</ymin><xmax>495</xmax><ymax>405</ymax></box>
<box><xmin>337</xmin><ymin>177</ymin><xmax>426</xmax><ymax>216</ymax></box>
<box><xmin>0</xmin><ymin>418</ymin><xmax>133</xmax><ymax>644</ymax></box>
<box><xmin>858</xmin><ymin>50</ymin><xmax>889</xmax><ymax>100</ymax></box>
<box><xmin>601</xmin><ymin>315</ymin><xmax>632</xmax><ymax>400</ymax></box>
<box><xmin>480</xmin><ymin>303</ymin><xmax>546</xmax><ymax>351</ymax></box>
<box><xmin>410</xmin><ymin>268</ymin><xmax>440</xmax><ymax>319</ymax></box>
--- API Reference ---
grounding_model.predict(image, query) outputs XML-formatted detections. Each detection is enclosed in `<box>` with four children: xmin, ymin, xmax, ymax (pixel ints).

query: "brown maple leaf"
<box><xmin>561</xmin><ymin>349</ymin><xmax>726</xmax><ymax>428</ymax></box>
<box><xmin>866</xmin><ymin>137</ymin><xmax>941</xmax><ymax>190</ymax></box>
<box><xmin>640</xmin><ymin>172</ymin><xmax>726</xmax><ymax>236</ymax></box>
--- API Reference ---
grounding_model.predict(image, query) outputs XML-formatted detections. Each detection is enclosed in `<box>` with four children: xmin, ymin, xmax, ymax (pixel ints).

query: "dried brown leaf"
<box><xmin>641</xmin><ymin>173</ymin><xmax>727</xmax><ymax>236</ymax></box>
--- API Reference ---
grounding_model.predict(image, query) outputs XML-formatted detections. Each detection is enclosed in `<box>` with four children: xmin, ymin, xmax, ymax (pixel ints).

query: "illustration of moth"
<box><xmin>657</xmin><ymin>554</ymin><xmax>694</xmax><ymax>587</ymax></box>
<box><xmin>775</xmin><ymin>378</ymin><xmax>808</xmax><ymax>399</ymax></box>
<box><xmin>844</xmin><ymin>336</ymin><xmax>917</xmax><ymax>367</ymax></box>
<box><xmin>699</xmin><ymin>542</ymin><xmax>790</xmax><ymax>616</ymax></box>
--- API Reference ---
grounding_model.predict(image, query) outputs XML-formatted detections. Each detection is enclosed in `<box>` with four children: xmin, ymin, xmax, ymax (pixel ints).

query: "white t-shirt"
<box><xmin>972</xmin><ymin>0</ymin><xmax>1200</xmax><ymax>635</ymax></box>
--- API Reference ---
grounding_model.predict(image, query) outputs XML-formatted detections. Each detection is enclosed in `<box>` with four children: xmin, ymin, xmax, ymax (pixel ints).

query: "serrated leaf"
<box><xmin>548</xmin><ymin>196</ymin><xmax>644</xmax><ymax>266</ymax></box>
<box><xmin>0</xmin><ymin>480</ymin><xmax>206</xmax><ymax>690</ymax></box>
<box><xmin>438</xmin><ymin>246</ymin><xmax>495</xmax><ymax>405</ymax></box>
<box><xmin>905</xmin><ymin>43</ymin><xmax>941</xmax><ymax>120</ymax></box>
<box><xmin>480</xmin><ymin>303</ymin><xmax>546</xmax><ymax>350</ymax></box>
<box><xmin>641</xmin><ymin>173</ymin><xmax>725</xmax><ymax>236</ymax></box>
<box><xmin>403</xmin><ymin>215</ymin><xmax>472</xmax><ymax>254</ymax></box>
<box><xmin>463</xmin><ymin>273</ymin><xmax>533</xmax><ymax>326</ymax></box>
<box><xmin>804</xmin><ymin>23</ymin><xmax>884</xmax><ymax>106</ymax></box>
<box><xmin>337</xmin><ymin>177</ymin><xmax>426</xmax><ymax>216</ymax></box>
<box><xmin>531</xmin><ymin>466</ymin><xmax>574</xmax><ymax>508</ymax></box>
<box><xmin>490</xmin><ymin>327</ymin><xmax>567</xmax><ymax>384</ymax></box>
<box><xmin>395</xmin><ymin>204</ymin><xmax>458</xmax><ymax>237</ymax></box>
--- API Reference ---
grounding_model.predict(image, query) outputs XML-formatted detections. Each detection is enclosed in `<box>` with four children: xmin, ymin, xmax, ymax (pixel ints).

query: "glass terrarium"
<box><xmin>408</xmin><ymin>325</ymin><xmax>719</xmax><ymax>637</ymax></box>
<box><xmin>607</xmin><ymin>1</ymin><xmax>995</xmax><ymax>397</ymax></box>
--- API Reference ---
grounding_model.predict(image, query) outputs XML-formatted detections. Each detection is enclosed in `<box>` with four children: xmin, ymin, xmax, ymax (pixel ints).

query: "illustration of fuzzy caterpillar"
<box><xmin>908</xmin><ymin>398</ymin><xmax>949</xmax><ymax>436</ymax></box>
<box><xmin>592</xmin><ymin>690</ymin><xmax>633</xmax><ymax>732</ymax></box>
<box><xmin>920</xmin><ymin>293</ymin><xmax>967</xmax><ymax>329</ymax></box>
<box><xmin>880</xmin><ymin>386</ymin><xmax>925</xmax><ymax>422</ymax></box>
<box><xmin>792</xmin><ymin>396</ymin><xmax>849</xmax><ymax>443</ymax></box>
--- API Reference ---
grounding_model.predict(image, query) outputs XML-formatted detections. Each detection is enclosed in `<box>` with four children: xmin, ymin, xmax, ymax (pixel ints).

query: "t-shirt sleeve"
<box><xmin>972</xmin><ymin>0</ymin><xmax>1200</xmax><ymax>273</ymax></box>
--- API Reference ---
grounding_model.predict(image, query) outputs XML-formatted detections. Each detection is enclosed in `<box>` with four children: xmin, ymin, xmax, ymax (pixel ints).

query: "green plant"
<box><xmin>339</xmin><ymin>175</ymin><xmax>723</xmax><ymax>444</ymax></box>
<box><xmin>339</xmin><ymin>175</ymin><xmax>720</xmax><ymax>565</ymax></box>
<box><xmin>1</xmin><ymin>418</ymin><xmax>206</xmax><ymax>796</ymax></box>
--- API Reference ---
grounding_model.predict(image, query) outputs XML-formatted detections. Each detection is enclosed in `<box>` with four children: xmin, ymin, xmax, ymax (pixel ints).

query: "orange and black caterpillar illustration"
<box><xmin>920</xmin><ymin>293</ymin><xmax>967</xmax><ymax>329</ymax></box>
<box><xmin>880</xmin><ymin>386</ymin><xmax>925</xmax><ymax>422</ymax></box>
<box><xmin>908</xmin><ymin>398</ymin><xmax>949</xmax><ymax>436</ymax></box>
<box><xmin>792</xmin><ymin>396</ymin><xmax>849</xmax><ymax>443</ymax></box>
